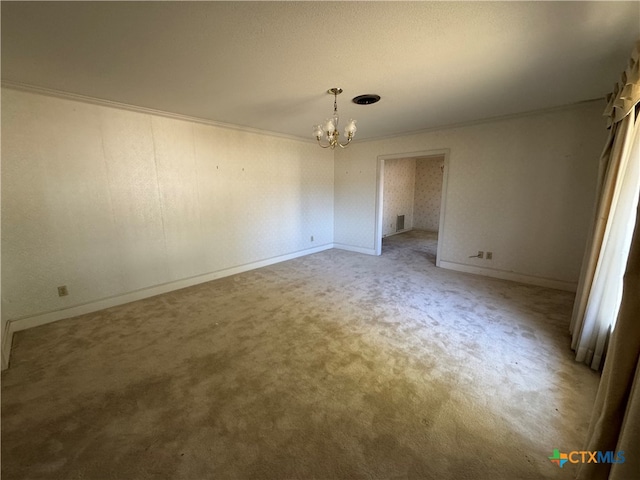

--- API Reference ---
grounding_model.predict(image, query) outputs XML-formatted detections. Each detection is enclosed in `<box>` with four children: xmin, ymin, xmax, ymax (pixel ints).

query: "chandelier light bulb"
<box><xmin>324</xmin><ymin>119</ymin><xmax>335</xmax><ymax>134</ymax></box>
<box><xmin>345</xmin><ymin>119</ymin><xmax>357</xmax><ymax>135</ymax></box>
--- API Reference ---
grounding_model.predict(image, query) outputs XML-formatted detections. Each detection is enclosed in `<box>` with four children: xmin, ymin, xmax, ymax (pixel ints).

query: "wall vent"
<box><xmin>396</xmin><ymin>215</ymin><xmax>405</xmax><ymax>232</ymax></box>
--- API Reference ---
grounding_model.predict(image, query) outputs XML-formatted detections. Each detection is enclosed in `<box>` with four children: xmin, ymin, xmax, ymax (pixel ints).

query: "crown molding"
<box><xmin>1</xmin><ymin>81</ymin><xmax>314</xmax><ymax>144</ymax></box>
<box><xmin>359</xmin><ymin>97</ymin><xmax>607</xmax><ymax>143</ymax></box>
<box><xmin>2</xmin><ymin>80</ymin><xmax>606</xmax><ymax>146</ymax></box>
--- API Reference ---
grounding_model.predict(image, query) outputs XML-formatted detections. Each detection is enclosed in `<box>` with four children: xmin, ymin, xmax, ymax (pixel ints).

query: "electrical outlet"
<box><xmin>57</xmin><ymin>285</ymin><xmax>68</xmax><ymax>297</ymax></box>
<box><xmin>486</xmin><ymin>252</ymin><xmax>493</xmax><ymax>260</ymax></box>
<box><xmin>478</xmin><ymin>251</ymin><xmax>484</xmax><ymax>259</ymax></box>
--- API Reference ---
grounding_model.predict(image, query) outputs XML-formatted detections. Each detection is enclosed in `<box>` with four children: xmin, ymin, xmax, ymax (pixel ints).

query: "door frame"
<box><xmin>375</xmin><ymin>148</ymin><xmax>451</xmax><ymax>266</ymax></box>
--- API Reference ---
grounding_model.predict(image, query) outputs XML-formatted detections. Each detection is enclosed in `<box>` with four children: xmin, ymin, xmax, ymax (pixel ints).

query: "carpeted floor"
<box><xmin>1</xmin><ymin>230</ymin><xmax>600</xmax><ymax>479</ymax></box>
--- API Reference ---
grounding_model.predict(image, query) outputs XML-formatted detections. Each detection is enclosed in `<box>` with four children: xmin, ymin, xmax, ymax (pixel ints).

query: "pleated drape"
<box><xmin>570</xmin><ymin>41</ymin><xmax>640</xmax><ymax>370</ymax></box>
<box><xmin>574</xmin><ymin>40</ymin><xmax>640</xmax><ymax>480</ymax></box>
<box><xmin>577</xmin><ymin>192</ymin><xmax>640</xmax><ymax>480</ymax></box>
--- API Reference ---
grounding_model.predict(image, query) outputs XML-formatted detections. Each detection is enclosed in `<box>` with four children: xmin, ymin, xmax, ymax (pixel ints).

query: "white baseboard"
<box><xmin>1</xmin><ymin>244</ymin><xmax>333</xmax><ymax>369</ymax></box>
<box><xmin>382</xmin><ymin>228</ymin><xmax>413</xmax><ymax>238</ymax></box>
<box><xmin>333</xmin><ymin>243</ymin><xmax>378</xmax><ymax>256</ymax></box>
<box><xmin>438</xmin><ymin>260</ymin><xmax>577</xmax><ymax>292</ymax></box>
<box><xmin>1</xmin><ymin>246</ymin><xmax>576</xmax><ymax>370</ymax></box>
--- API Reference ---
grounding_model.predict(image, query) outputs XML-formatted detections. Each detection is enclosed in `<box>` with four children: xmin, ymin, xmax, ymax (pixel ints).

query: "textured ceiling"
<box><xmin>2</xmin><ymin>1</ymin><xmax>639</xmax><ymax>140</ymax></box>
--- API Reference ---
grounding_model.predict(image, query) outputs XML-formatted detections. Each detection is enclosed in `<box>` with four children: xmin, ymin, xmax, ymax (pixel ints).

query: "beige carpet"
<box><xmin>1</xmin><ymin>230</ymin><xmax>599</xmax><ymax>479</ymax></box>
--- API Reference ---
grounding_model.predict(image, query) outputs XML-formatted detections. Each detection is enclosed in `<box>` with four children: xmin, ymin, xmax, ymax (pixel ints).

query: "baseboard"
<box><xmin>382</xmin><ymin>228</ymin><xmax>413</xmax><ymax>238</ymax></box>
<box><xmin>438</xmin><ymin>261</ymin><xmax>578</xmax><ymax>292</ymax></box>
<box><xmin>333</xmin><ymin>243</ymin><xmax>378</xmax><ymax>256</ymax></box>
<box><xmin>2</xmin><ymin>247</ymin><xmax>575</xmax><ymax>370</ymax></box>
<box><xmin>0</xmin><ymin>244</ymin><xmax>333</xmax><ymax>369</ymax></box>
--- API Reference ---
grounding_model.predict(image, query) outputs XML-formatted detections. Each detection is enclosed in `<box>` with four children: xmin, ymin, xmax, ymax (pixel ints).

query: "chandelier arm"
<box><xmin>316</xmin><ymin>138</ymin><xmax>334</xmax><ymax>149</ymax></box>
<box><xmin>337</xmin><ymin>136</ymin><xmax>353</xmax><ymax>149</ymax></box>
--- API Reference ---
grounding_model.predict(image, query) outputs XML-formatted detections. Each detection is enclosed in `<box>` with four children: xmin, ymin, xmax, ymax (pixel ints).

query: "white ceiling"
<box><xmin>2</xmin><ymin>1</ymin><xmax>639</xmax><ymax>141</ymax></box>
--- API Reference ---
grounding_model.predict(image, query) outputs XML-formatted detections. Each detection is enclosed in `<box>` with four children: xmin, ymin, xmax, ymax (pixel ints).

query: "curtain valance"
<box><xmin>605</xmin><ymin>40</ymin><xmax>640</xmax><ymax>127</ymax></box>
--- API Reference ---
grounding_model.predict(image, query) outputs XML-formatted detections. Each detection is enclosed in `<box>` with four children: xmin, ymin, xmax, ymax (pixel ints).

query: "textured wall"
<box><xmin>1</xmin><ymin>88</ymin><xmax>334</xmax><ymax>322</ymax></box>
<box><xmin>414</xmin><ymin>156</ymin><xmax>444</xmax><ymax>232</ymax></box>
<box><xmin>382</xmin><ymin>157</ymin><xmax>416</xmax><ymax>236</ymax></box>
<box><xmin>334</xmin><ymin>101</ymin><xmax>606</xmax><ymax>285</ymax></box>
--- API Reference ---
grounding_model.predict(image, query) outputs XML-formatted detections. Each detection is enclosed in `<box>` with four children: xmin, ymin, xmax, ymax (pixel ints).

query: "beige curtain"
<box><xmin>577</xmin><ymin>195</ymin><xmax>640</xmax><ymax>480</ymax></box>
<box><xmin>575</xmin><ymin>40</ymin><xmax>640</xmax><ymax>480</ymax></box>
<box><xmin>570</xmin><ymin>41</ymin><xmax>640</xmax><ymax>370</ymax></box>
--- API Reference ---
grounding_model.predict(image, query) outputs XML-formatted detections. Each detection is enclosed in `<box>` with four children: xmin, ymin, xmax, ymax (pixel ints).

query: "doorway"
<box><xmin>375</xmin><ymin>149</ymin><xmax>450</xmax><ymax>266</ymax></box>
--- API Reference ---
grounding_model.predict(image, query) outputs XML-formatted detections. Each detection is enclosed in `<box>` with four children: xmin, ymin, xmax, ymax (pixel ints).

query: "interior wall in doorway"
<box><xmin>414</xmin><ymin>156</ymin><xmax>445</xmax><ymax>231</ymax></box>
<box><xmin>382</xmin><ymin>157</ymin><xmax>416</xmax><ymax>236</ymax></box>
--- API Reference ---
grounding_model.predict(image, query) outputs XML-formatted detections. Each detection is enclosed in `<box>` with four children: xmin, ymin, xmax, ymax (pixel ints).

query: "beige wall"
<box><xmin>382</xmin><ymin>157</ymin><xmax>416</xmax><ymax>236</ymax></box>
<box><xmin>414</xmin><ymin>156</ymin><xmax>445</xmax><ymax>232</ymax></box>
<box><xmin>334</xmin><ymin>101</ymin><xmax>606</xmax><ymax>289</ymax></box>
<box><xmin>1</xmin><ymin>88</ymin><xmax>334</xmax><ymax>332</ymax></box>
<box><xmin>0</xmin><ymin>89</ymin><xmax>608</xmax><ymax>365</ymax></box>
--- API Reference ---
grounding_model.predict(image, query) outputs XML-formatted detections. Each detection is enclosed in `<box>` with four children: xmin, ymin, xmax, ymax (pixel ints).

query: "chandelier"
<box><xmin>313</xmin><ymin>88</ymin><xmax>357</xmax><ymax>149</ymax></box>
